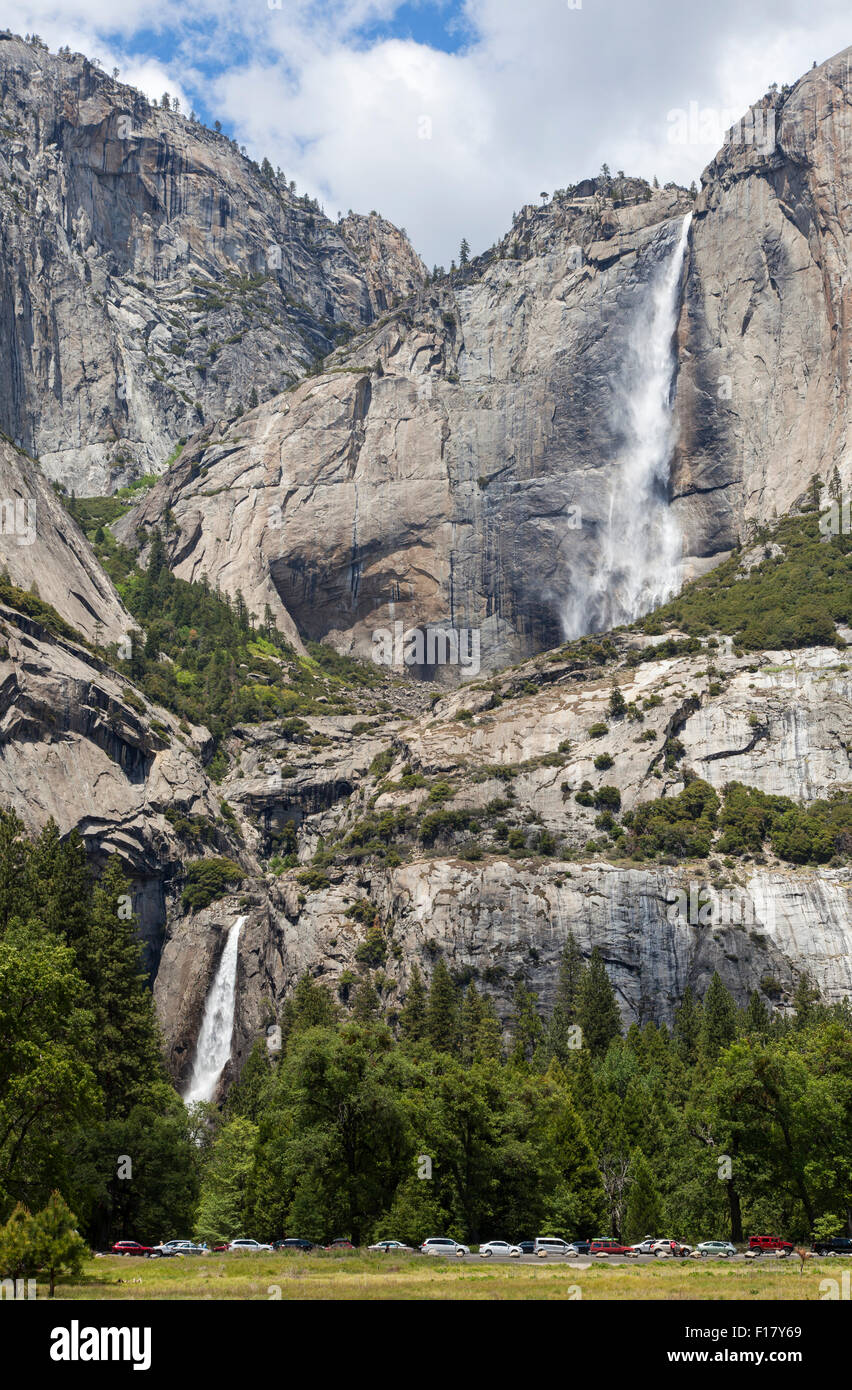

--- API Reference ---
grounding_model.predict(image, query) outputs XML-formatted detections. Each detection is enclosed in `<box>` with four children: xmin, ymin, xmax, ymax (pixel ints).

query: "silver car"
<box><xmin>421</xmin><ymin>1237</ymin><xmax>470</xmax><ymax>1257</ymax></box>
<box><xmin>479</xmin><ymin>1240</ymin><xmax>521</xmax><ymax>1258</ymax></box>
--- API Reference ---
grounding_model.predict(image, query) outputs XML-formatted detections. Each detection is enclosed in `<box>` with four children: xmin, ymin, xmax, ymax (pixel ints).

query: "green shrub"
<box><xmin>181</xmin><ymin>856</ymin><xmax>244</xmax><ymax>910</ymax></box>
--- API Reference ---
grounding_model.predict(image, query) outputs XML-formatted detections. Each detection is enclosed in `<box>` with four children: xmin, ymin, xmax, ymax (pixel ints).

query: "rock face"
<box><xmin>1</xmin><ymin>34</ymin><xmax>851</xmax><ymax>1093</ymax></box>
<box><xmin>144</xmin><ymin>635</ymin><xmax>852</xmax><ymax>1076</ymax></box>
<box><xmin>0</xmin><ymin>436</ymin><xmax>129</xmax><ymax>642</ymax></box>
<box><xmin>115</xmin><ymin>47</ymin><xmax>852</xmax><ymax>675</ymax></box>
<box><xmin>0</xmin><ymin>33</ymin><xmax>425</xmax><ymax>495</ymax></box>
<box><xmin>0</xmin><ymin>599</ymin><xmax>250</xmax><ymax>967</ymax></box>
<box><xmin>673</xmin><ymin>56</ymin><xmax>852</xmax><ymax>557</ymax></box>
<box><xmin>118</xmin><ymin>190</ymin><xmax>695</xmax><ymax>670</ymax></box>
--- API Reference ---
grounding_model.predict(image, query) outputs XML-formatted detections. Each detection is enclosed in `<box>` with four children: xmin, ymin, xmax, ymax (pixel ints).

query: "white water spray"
<box><xmin>183</xmin><ymin>915</ymin><xmax>245</xmax><ymax>1105</ymax></box>
<box><xmin>563</xmin><ymin>213</ymin><xmax>691</xmax><ymax>637</ymax></box>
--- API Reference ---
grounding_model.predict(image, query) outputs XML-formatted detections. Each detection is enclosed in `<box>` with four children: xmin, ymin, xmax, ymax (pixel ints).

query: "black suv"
<box><xmin>274</xmin><ymin>1237</ymin><xmax>314</xmax><ymax>1252</ymax></box>
<box><xmin>812</xmin><ymin>1236</ymin><xmax>852</xmax><ymax>1256</ymax></box>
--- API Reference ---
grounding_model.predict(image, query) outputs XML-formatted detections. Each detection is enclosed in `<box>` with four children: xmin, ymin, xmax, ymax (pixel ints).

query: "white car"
<box><xmin>696</xmin><ymin>1240</ymin><xmax>737</xmax><ymax>1258</ymax></box>
<box><xmin>533</xmin><ymin>1237</ymin><xmax>578</xmax><ymax>1257</ymax></box>
<box><xmin>650</xmin><ymin>1239</ymin><xmax>692</xmax><ymax>1257</ymax></box>
<box><xmin>479</xmin><ymin>1240</ymin><xmax>522</xmax><ymax>1258</ymax></box>
<box><xmin>421</xmin><ymin>1237</ymin><xmax>470</xmax><ymax>1257</ymax></box>
<box><xmin>368</xmin><ymin>1240</ymin><xmax>414</xmax><ymax>1253</ymax></box>
<box><xmin>229</xmin><ymin>1238</ymin><xmax>273</xmax><ymax>1253</ymax></box>
<box><xmin>627</xmin><ymin>1238</ymin><xmax>658</xmax><ymax>1255</ymax></box>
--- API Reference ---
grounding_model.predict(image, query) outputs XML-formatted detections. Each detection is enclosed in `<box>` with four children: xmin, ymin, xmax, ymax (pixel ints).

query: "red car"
<box><xmin>590</xmin><ymin>1238</ymin><xmax>632</xmax><ymax>1256</ymax></box>
<box><xmin>324</xmin><ymin>1239</ymin><xmax>355</xmax><ymax>1251</ymax></box>
<box><xmin>748</xmin><ymin>1235</ymin><xmax>794</xmax><ymax>1255</ymax></box>
<box><xmin>111</xmin><ymin>1240</ymin><xmax>154</xmax><ymax>1257</ymax></box>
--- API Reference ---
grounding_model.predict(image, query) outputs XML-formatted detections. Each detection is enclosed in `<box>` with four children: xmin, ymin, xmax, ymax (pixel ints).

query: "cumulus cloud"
<box><xmin>3</xmin><ymin>0</ymin><xmax>851</xmax><ymax>263</ymax></box>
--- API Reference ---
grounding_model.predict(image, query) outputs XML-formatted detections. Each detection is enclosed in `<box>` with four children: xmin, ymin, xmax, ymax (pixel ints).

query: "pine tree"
<box><xmin>425</xmin><ymin>958</ymin><xmax>459</xmax><ymax>1052</ymax></box>
<box><xmin>280</xmin><ymin>972</ymin><xmax>338</xmax><ymax>1045</ymax></box>
<box><xmin>82</xmin><ymin>857</ymin><xmax>167</xmax><ymax>1114</ymax></box>
<box><xmin>30</xmin><ymin>1192</ymin><xmax>88</xmax><ymax>1296</ymax></box>
<box><xmin>545</xmin><ymin>931</ymin><xmax>584</xmax><ymax>1061</ymax></box>
<box><xmin>459</xmin><ymin>237</ymin><xmax>470</xmax><ymax>266</ymax></box>
<box><xmin>399</xmin><ymin>964</ymin><xmax>427</xmax><ymax>1042</ymax></box>
<box><xmin>508</xmin><ymin>980</ymin><xmax>544</xmax><ymax>1064</ymax></box>
<box><xmin>792</xmin><ymin>973</ymin><xmax>820</xmax><ymax>1027</ymax></box>
<box><xmin>575</xmin><ymin>948</ymin><xmax>622</xmax><ymax>1057</ymax></box>
<box><xmin>607</xmin><ymin>683</ymin><xmax>627</xmax><ymax>719</ymax></box>
<box><xmin>225</xmin><ymin>1038</ymin><xmax>271</xmax><ymax>1123</ymax></box>
<box><xmin>673</xmin><ymin>984</ymin><xmax>702</xmax><ymax>1064</ymax></box>
<box><xmin>700</xmin><ymin>972</ymin><xmax>738</xmax><ymax>1061</ymax></box>
<box><xmin>474</xmin><ymin>994</ymin><xmax>504</xmax><ymax>1063</ymax></box>
<box><xmin>743</xmin><ymin>989</ymin><xmax>770</xmax><ymax>1036</ymax></box>
<box><xmin>352</xmin><ymin>977</ymin><xmax>381</xmax><ymax>1020</ymax></box>
<box><xmin>460</xmin><ymin>983</ymin><xmax>485</xmax><ymax>1064</ymax></box>
<box><xmin>624</xmin><ymin>1150</ymin><xmax>663</xmax><ymax>1240</ymax></box>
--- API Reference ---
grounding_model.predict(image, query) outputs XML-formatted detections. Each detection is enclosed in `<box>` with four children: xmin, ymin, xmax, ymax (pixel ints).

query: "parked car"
<box><xmin>274</xmin><ymin>1237</ymin><xmax>314</xmax><ymax>1252</ymax></box>
<box><xmin>150</xmin><ymin>1240</ymin><xmax>204</xmax><ymax>1258</ymax></box>
<box><xmin>517</xmin><ymin>1240</ymin><xmax>535</xmax><ymax>1256</ymax></box>
<box><xmin>651</xmin><ymin>1239</ymin><xmax>692</xmax><ymax>1257</ymax></box>
<box><xmin>533</xmin><ymin>1237</ymin><xmax>577</xmax><ymax>1257</ymax></box>
<box><xmin>368</xmin><ymin>1240</ymin><xmax>414</xmax><ymax>1253</ymax></box>
<box><xmin>229</xmin><ymin>1238</ymin><xmax>273</xmax><ymax>1253</ymax></box>
<box><xmin>696</xmin><ymin>1240</ymin><xmax>737</xmax><ymax>1258</ymax></box>
<box><xmin>324</xmin><ymin>1239</ymin><xmax>355</xmax><ymax>1251</ymax></box>
<box><xmin>111</xmin><ymin>1240</ymin><xmax>154</xmax><ymax>1257</ymax></box>
<box><xmin>567</xmin><ymin>1238</ymin><xmax>591</xmax><ymax>1255</ymax></box>
<box><xmin>748</xmin><ymin>1235</ymin><xmax>794</xmax><ymax>1256</ymax></box>
<box><xmin>479</xmin><ymin>1240</ymin><xmax>522</xmax><ymax>1258</ymax></box>
<box><xmin>421</xmin><ymin>1237</ymin><xmax>470</xmax><ymax>1257</ymax></box>
<box><xmin>590</xmin><ymin>1238</ymin><xmax>632</xmax><ymax>1256</ymax></box>
<box><xmin>812</xmin><ymin>1236</ymin><xmax>852</xmax><ymax>1256</ymax></box>
<box><xmin>212</xmin><ymin>1242</ymin><xmax>230</xmax><ymax>1252</ymax></box>
<box><xmin>627</xmin><ymin>1237</ymin><xmax>658</xmax><ymax>1255</ymax></box>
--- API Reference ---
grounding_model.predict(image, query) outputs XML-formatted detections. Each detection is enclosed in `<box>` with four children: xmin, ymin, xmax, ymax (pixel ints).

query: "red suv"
<box><xmin>111</xmin><ymin>1240</ymin><xmax>154</xmax><ymax>1257</ymax></box>
<box><xmin>748</xmin><ymin>1235</ymin><xmax>794</xmax><ymax>1255</ymax></box>
<box><xmin>590</xmin><ymin>1238</ymin><xmax>631</xmax><ymax>1256</ymax></box>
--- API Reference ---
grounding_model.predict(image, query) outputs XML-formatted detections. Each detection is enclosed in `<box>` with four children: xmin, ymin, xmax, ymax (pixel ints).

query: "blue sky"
<box><xmin>6</xmin><ymin>1</ymin><xmax>852</xmax><ymax>264</ymax></box>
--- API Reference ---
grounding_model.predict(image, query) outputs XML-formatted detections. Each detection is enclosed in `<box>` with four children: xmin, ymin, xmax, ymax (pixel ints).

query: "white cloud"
<box><xmin>3</xmin><ymin>0</ymin><xmax>852</xmax><ymax>264</ymax></box>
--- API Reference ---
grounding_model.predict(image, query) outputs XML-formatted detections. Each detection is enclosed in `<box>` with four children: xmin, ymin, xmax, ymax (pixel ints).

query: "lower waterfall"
<box><xmin>183</xmin><ymin>916</ymin><xmax>245</xmax><ymax>1106</ymax></box>
<box><xmin>563</xmin><ymin>212</ymin><xmax>692</xmax><ymax>638</ymax></box>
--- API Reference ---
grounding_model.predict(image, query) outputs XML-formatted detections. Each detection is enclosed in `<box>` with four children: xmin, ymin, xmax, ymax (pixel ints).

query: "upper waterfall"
<box><xmin>183</xmin><ymin>916</ymin><xmax>245</xmax><ymax>1106</ymax></box>
<box><xmin>563</xmin><ymin>212</ymin><xmax>692</xmax><ymax>638</ymax></box>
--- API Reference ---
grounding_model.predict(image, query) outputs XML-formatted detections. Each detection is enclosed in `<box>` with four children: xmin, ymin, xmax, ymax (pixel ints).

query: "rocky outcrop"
<box><xmin>148</xmin><ymin>636</ymin><xmax>851</xmax><ymax>1073</ymax></box>
<box><xmin>0</xmin><ymin>435</ymin><xmax>129</xmax><ymax>642</ymax></box>
<box><xmin>115</xmin><ymin>47</ymin><xmax>852</xmax><ymax>674</ymax></box>
<box><xmin>0</xmin><ymin>33</ymin><xmax>425</xmax><ymax>494</ymax></box>
<box><xmin>673</xmin><ymin>52</ymin><xmax>852</xmax><ymax>558</ymax></box>
<box><xmin>117</xmin><ymin>190</ymin><xmax>694</xmax><ymax>670</ymax></box>
<box><xmin>0</xmin><ymin>601</ymin><xmax>250</xmax><ymax>967</ymax></box>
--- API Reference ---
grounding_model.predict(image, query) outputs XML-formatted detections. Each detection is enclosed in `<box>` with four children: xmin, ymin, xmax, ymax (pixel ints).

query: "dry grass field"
<box><xmin>46</xmin><ymin>1252</ymin><xmax>850</xmax><ymax>1301</ymax></box>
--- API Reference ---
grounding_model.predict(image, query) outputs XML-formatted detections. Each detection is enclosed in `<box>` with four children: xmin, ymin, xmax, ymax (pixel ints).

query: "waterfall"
<box><xmin>183</xmin><ymin>916</ymin><xmax>245</xmax><ymax>1106</ymax></box>
<box><xmin>563</xmin><ymin>213</ymin><xmax>691</xmax><ymax>638</ymax></box>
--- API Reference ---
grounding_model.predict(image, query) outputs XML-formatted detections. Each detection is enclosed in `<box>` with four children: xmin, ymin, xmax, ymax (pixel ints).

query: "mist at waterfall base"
<box><xmin>562</xmin><ymin>213</ymin><xmax>692</xmax><ymax>640</ymax></box>
<box><xmin>183</xmin><ymin>916</ymin><xmax>245</xmax><ymax>1106</ymax></box>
